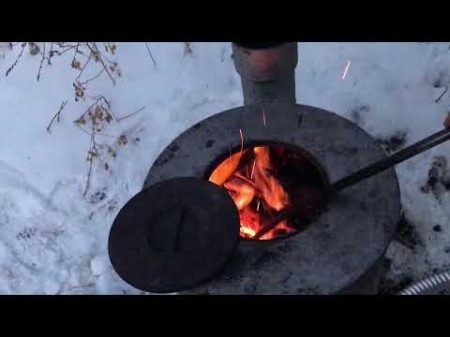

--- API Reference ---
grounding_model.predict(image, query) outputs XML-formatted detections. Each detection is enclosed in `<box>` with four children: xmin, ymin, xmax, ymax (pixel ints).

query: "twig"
<box><xmin>56</xmin><ymin>44</ymin><xmax>80</xmax><ymax>56</ymax></box>
<box><xmin>435</xmin><ymin>85</ymin><xmax>448</xmax><ymax>103</ymax></box>
<box><xmin>144</xmin><ymin>43</ymin><xmax>158</xmax><ymax>68</ymax></box>
<box><xmin>89</xmin><ymin>95</ymin><xmax>115</xmax><ymax>118</ymax></box>
<box><xmin>96</xmin><ymin>47</ymin><xmax>115</xmax><ymax>64</ymax></box>
<box><xmin>71</xmin><ymin>43</ymin><xmax>80</xmax><ymax>64</ymax></box>
<box><xmin>116</xmin><ymin>106</ymin><xmax>145</xmax><ymax>122</ymax></box>
<box><xmin>80</xmin><ymin>67</ymin><xmax>104</xmax><ymax>85</ymax></box>
<box><xmin>83</xmin><ymin>124</ymin><xmax>97</xmax><ymax>197</ymax></box>
<box><xmin>46</xmin><ymin>100</ymin><xmax>68</xmax><ymax>133</ymax></box>
<box><xmin>47</xmin><ymin>42</ymin><xmax>53</xmax><ymax>65</ymax></box>
<box><xmin>83</xmin><ymin>154</ymin><xmax>94</xmax><ymax>197</ymax></box>
<box><xmin>86</xmin><ymin>43</ymin><xmax>116</xmax><ymax>85</ymax></box>
<box><xmin>76</xmin><ymin>96</ymin><xmax>111</xmax><ymax>121</ymax></box>
<box><xmin>88</xmin><ymin>95</ymin><xmax>111</xmax><ymax>106</ymax></box>
<box><xmin>75</xmin><ymin>124</ymin><xmax>94</xmax><ymax>137</ymax></box>
<box><xmin>5</xmin><ymin>43</ymin><xmax>26</xmax><ymax>76</ymax></box>
<box><xmin>75</xmin><ymin>55</ymin><xmax>92</xmax><ymax>82</ymax></box>
<box><xmin>37</xmin><ymin>43</ymin><xmax>46</xmax><ymax>81</ymax></box>
<box><xmin>56</xmin><ymin>42</ymin><xmax>78</xmax><ymax>49</ymax></box>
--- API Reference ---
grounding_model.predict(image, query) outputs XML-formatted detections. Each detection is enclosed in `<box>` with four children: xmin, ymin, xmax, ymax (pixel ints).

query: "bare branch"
<box><xmin>86</xmin><ymin>43</ymin><xmax>116</xmax><ymax>85</ymax></box>
<box><xmin>96</xmin><ymin>46</ymin><xmax>115</xmax><ymax>64</ymax></box>
<box><xmin>80</xmin><ymin>67</ymin><xmax>104</xmax><ymax>85</ymax></box>
<box><xmin>144</xmin><ymin>43</ymin><xmax>158</xmax><ymax>68</ymax></box>
<box><xmin>75</xmin><ymin>124</ymin><xmax>94</xmax><ymax>137</ymax></box>
<box><xmin>5</xmin><ymin>43</ymin><xmax>26</xmax><ymax>76</ymax></box>
<box><xmin>83</xmin><ymin>124</ymin><xmax>97</xmax><ymax>197</ymax></box>
<box><xmin>37</xmin><ymin>43</ymin><xmax>46</xmax><ymax>81</ymax></box>
<box><xmin>46</xmin><ymin>100</ymin><xmax>68</xmax><ymax>133</ymax></box>
<box><xmin>75</xmin><ymin>55</ymin><xmax>92</xmax><ymax>82</ymax></box>
<box><xmin>75</xmin><ymin>96</ymin><xmax>110</xmax><ymax>121</ymax></box>
<box><xmin>4</xmin><ymin>42</ymin><xmax>124</xmax><ymax>199</ymax></box>
<box><xmin>83</xmin><ymin>152</ymin><xmax>94</xmax><ymax>197</ymax></box>
<box><xmin>86</xmin><ymin>95</ymin><xmax>112</xmax><ymax>110</ymax></box>
<box><xmin>56</xmin><ymin>44</ymin><xmax>80</xmax><ymax>56</ymax></box>
<box><xmin>72</xmin><ymin>43</ymin><xmax>80</xmax><ymax>64</ymax></box>
<box><xmin>47</xmin><ymin>42</ymin><xmax>53</xmax><ymax>63</ymax></box>
<box><xmin>116</xmin><ymin>106</ymin><xmax>145</xmax><ymax>122</ymax></box>
<box><xmin>435</xmin><ymin>85</ymin><xmax>448</xmax><ymax>103</ymax></box>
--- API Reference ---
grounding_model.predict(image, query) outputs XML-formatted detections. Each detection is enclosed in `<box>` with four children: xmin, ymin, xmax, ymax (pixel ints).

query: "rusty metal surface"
<box><xmin>232</xmin><ymin>43</ymin><xmax>298</xmax><ymax>105</ymax></box>
<box><xmin>109</xmin><ymin>177</ymin><xmax>240</xmax><ymax>293</ymax></box>
<box><xmin>232</xmin><ymin>43</ymin><xmax>298</xmax><ymax>82</ymax></box>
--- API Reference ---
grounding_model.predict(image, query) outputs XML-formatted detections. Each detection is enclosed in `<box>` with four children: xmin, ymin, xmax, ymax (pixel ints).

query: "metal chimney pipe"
<box><xmin>232</xmin><ymin>42</ymin><xmax>298</xmax><ymax>105</ymax></box>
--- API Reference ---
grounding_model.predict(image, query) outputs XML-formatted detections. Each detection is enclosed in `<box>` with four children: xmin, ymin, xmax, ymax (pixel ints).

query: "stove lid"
<box><xmin>108</xmin><ymin>177</ymin><xmax>240</xmax><ymax>293</ymax></box>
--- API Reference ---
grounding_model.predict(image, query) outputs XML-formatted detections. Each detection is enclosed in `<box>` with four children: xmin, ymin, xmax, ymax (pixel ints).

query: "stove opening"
<box><xmin>207</xmin><ymin>144</ymin><xmax>327</xmax><ymax>241</ymax></box>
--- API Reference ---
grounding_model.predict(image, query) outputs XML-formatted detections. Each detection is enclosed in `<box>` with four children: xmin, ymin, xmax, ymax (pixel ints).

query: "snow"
<box><xmin>0</xmin><ymin>42</ymin><xmax>449</xmax><ymax>294</ymax></box>
<box><xmin>90</xmin><ymin>255</ymin><xmax>109</xmax><ymax>276</ymax></box>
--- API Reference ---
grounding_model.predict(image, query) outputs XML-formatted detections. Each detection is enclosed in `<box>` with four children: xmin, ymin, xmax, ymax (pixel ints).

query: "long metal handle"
<box><xmin>252</xmin><ymin>116</ymin><xmax>450</xmax><ymax>240</ymax></box>
<box><xmin>331</xmin><ymin>128</ymin><xmax>450</xmax><ymax>192</ymax></box>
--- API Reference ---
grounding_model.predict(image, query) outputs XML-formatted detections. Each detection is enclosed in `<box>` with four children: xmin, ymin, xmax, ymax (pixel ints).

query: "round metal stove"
<box><xmin>143</xmin><ymin>103</ymin><xmax>401</xmax><ymax>295</ymax></box>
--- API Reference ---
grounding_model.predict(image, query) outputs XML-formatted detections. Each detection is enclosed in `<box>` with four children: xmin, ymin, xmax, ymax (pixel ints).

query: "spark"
<box><xmin>239</xmin><ymin>128</ymin><xmax>244</xmax><ymax>153</ymax></box>
<box><xmin>250</xmin><ymin>160</ymin><xmax>256</xmax><ymax>179</ymax></box>
<box><xmin>341</xmin><ymin>60</ymin><xmax>351</xmax><ymax>80</ymax></box>
<box><xmin>256</xmin><ymin>200</ymin><xmax>261</xmax><ymax>211</ymax></box>
<box><xmin>262</xmin><ymin>108</ymin><xmax>267</xmax><ymax>126</ymax></box>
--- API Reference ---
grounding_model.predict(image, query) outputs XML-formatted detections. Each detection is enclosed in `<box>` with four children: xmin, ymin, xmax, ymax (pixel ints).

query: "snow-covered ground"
<box><xmin>0</xmin><ymin>42</ymin><xmax>449</xmax><ymax>294</ymax></box>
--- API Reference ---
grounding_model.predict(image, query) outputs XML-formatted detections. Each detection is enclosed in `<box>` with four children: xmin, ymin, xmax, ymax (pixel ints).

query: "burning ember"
<box><xmin>209</xmin><ymin>144</ymin><xmax>322</xmax><ymax>240</ymax></box>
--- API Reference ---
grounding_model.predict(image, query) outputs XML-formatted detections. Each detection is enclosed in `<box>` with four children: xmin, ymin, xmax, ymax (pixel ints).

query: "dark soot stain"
<box><xmin>395</xmin><ymin>213</ymin><xmax>422</xmax><ymax>250</ymax></box>
<box><xmin>375</xmin><ymin>130</ymin><xmax>407</xmax><ymax>154</ymax></box>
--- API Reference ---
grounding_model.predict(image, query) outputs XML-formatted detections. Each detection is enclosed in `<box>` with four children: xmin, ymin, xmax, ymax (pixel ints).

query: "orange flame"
<box><xmin>209</xmin><ymin>142</ymin><xmax>293</xmax><ymax>240</ymax></box>
<box><xmin>253</xmin><ymin>146</ymin><xmax>289</xmax><ymax>212</ymax></box>
<box><xmin>209</xmin><ymin>151</ymin><xmax>244</xmax><ymax>186</ymax></box>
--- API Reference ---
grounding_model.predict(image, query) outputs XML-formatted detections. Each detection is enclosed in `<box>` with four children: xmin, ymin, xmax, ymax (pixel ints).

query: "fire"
<box><xmin>253</xmin><ymin>146</ymin><xmax>289</xmax><ymax>212</ymax></box>
<box><xmin>209</xmin><ymin>145</ymin><xmax>296</xmax><ymax>240</ymax></box>
<box><xmin>240</xmin><ymin>225</ymin><xmax>256</xmax><ymax>237</ymax></box>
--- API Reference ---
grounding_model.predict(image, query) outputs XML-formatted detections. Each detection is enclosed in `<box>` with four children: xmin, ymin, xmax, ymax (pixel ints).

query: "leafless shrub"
<box><xmin>72</xmin><ymin>95</ymin><xmax>140</xmax><ymax>196</ymax></box>
<box><xmin>4</xmin><ymin>42</ymin><xmax>143</xmax><ymax>197</ymax></box>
